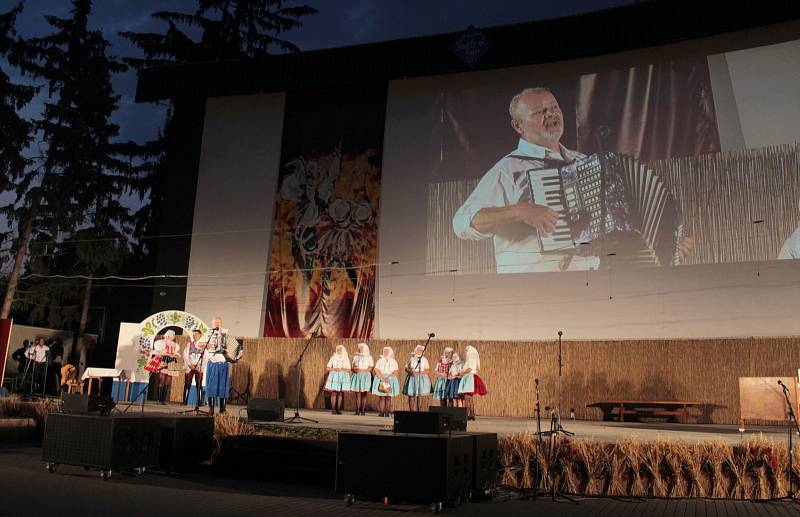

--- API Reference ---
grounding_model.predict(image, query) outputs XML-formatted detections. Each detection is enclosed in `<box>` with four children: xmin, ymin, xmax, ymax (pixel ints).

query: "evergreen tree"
<box><xmin>15</xmin><ymin>0</ymin><xmax>147</xmax><ymax>370</ymax></box>
<box><xmin>0</xmin><ymin>3</ymin><xmax>39</xmax><ymax>318</ymax></box>
<box><xmin>121</xmin><ymin>0</ymin><xmax>316</xmax><ymax>311</ymax></box>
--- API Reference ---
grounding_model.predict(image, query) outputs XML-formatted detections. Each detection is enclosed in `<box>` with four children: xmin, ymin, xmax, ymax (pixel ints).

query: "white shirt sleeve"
<box><xmin>778</xmin><ymin>226</ymin><xmax>800</xmax><ymax>259</ymax></box>
<box><xmin>326</xmin><ymin>356</ymin><xmax>335</xmax><ymax>368</ymax></box>
<box><xmin>452</xmin><ymin>162</ymin><xmax>508</xmax><ymax>240</ymax></box>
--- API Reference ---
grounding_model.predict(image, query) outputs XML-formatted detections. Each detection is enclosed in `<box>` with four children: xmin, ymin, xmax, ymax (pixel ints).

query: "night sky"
<box><xmin>12</xmin><ymin>0</ymin><xmax>631</xmax><ymax>144</ymax></box>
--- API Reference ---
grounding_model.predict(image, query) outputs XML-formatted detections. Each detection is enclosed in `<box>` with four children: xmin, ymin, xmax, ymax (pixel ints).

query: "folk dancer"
<box><xmin>350</xmin><ymin>342</ymin><xmax>373</xmax><ymax>416</ymax></box>
<box><xmin>445</xmin><ymin>351</ymin><xmax>464</xmax><ymax>407</ymax></box>
<box><xmin>324</xmin><ymin>344</ymin><xmax>351</xmax><ymax>415</ymax></box>
<box><xmin>183</xmin><ymin>329</ymin><xmax>206</xmax><ymax>407</ymax></box>
<box><xmin>432</xmin><ymin>347</ymin><xmax>454</xmax><ymax>407</ymax></box>
<box><xmin>371</xmin><ymin>346</ymin><xmax>400</xmax><ymax>417</ymax></box>
<box><xmin>457</xmin><ymin>345</ymin><xmax>488</xmax><ymax>420</ymax></box>
<box><xmin>402</xmin><ymin>344</ymin><xmax>432</xmax><ymax>411</ymax></box>
<box><xmin>205</xmin><ymin>316</ymin><xmax>231</xmax><ymax>415</ymax></box>
<box><xmin>145</xmin><ymin>330</ymin><xmax>181</xmax><ymax>404</ymax></box>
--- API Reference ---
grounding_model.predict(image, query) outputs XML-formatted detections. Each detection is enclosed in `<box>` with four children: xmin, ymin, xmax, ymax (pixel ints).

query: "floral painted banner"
<box><xmin>264</xmin><ymin>87</ymin><xmax>386</xmax><ymax>338</ymax></box>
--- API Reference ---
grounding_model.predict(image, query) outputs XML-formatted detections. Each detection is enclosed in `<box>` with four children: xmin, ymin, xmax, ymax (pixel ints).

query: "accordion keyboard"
<box><xmin>527</xmin><ymin>168</ymin><xmax>574</xmax><ymax>253</ymax></box>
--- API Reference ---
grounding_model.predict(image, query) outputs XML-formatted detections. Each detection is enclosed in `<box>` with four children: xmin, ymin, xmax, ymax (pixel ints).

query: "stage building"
<box><xmin>133</xmin><ymin>0</ymin><xmax>800</xmax><ymax>423</ymax></box>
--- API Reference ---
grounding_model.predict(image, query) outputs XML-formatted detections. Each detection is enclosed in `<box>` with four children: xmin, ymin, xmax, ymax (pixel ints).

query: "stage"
<box><xmin>136</xmin><ymin>401</ymin><xmax>789</xmax><ymax>445</ymax></box>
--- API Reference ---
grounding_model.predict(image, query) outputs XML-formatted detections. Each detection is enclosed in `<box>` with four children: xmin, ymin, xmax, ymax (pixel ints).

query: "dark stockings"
<box><xmin>354</xmin><ymin>392</ymin><xmax>367</xmax><ymax>415</ymax></box>
<box><xmin>330</xmin><ymin>392</ymin><xmax>343</xmax><ymax>414</ymax></box>
<box><xmin>464</xmin><ymin>394</ymin><xmax>475</xmax><ymax>419</ymax></box>
<box><xmin>158</xmin><ymin>375</ymin><xmax>171</xmax><ymax>404</ymax></box>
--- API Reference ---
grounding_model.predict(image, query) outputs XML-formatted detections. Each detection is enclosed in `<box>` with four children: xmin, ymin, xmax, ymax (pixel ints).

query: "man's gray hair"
<box><xmin>509</xmin><ymin>87</ymin><xmax>551</xmax><ymax>120</ymax></box>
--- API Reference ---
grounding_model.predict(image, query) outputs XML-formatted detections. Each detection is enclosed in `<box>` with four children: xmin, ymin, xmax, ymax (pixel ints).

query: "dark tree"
<box><xmin>13</xmin><ymin>0</ymin><xmax>148</xmax><ymax>370</ymax></box>
<box><xmin>0</xmin><ymin>3</ymin><xmax>38</xmax><ymax>318</ymax></box>
<box><xmin>121</xmin><ymin>0</ymin><xmax>316</xmax><ymax>312</ymax></box>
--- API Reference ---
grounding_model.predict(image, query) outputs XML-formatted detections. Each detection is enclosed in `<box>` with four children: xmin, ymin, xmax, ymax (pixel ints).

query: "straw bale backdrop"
<box><xmin>166</xmin><ymin>336</ymin><xmax>800</xmax><ymax>425</ymax></box>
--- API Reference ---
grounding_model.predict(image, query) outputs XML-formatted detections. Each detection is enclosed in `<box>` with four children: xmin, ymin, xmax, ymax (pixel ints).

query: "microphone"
<box><xmin>779</xmin><ymin>380</ymin><xmax>785</xmax><ymax>386</ymax></box>
<box><xmin>534</xmin><ymin>378</ymin><xmax>539</xmax><ymax>385</ymax></box>
<box><xmin>558</xmin><ymin>330</ymin><xmax>563</xmax><ymax>337</ymax></box>
<box><xmin>428</xmin><ymin>333</ymin><xmax>435</xmax><ymax>338</ymax></box>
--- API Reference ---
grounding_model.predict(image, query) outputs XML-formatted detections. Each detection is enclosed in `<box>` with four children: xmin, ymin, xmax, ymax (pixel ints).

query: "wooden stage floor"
<box><xmin>132</xmin><ymin>401</ymin><xmax>790</xmax><ymax>444</ymax></box>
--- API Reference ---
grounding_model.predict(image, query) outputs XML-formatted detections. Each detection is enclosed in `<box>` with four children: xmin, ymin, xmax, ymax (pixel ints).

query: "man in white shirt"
<box><xmin>453</xmin><ymin>87</ymin><xmax>691</xmax><ymax>272</ymax></box>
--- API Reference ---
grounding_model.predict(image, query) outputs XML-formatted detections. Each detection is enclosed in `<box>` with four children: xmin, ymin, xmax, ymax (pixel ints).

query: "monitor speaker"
<box><xmin>247</xmin><ymin>398</ymin><xmax>285</xmax><ymax>421</ymax></box>
<box><xmin>428</xmin><ymin>406</ymin><xmax>468</xmax><ymax>431</ymax></box>
<box><xmin>393</xmin><ymin>410</ymin><xmax>449</xmax><ymax>434</ymax></box>
<box><xmin>61</xmin><ymin>393</ymin><xmax>116</xmax><ymax>415</ymax></box>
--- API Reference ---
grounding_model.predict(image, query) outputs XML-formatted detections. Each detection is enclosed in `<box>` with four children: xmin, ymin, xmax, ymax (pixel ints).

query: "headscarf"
<box><xmin>334</xmin><ymin>344</ymin><xmax>350</xmax><ymax>365</ymax></box>
<box><xmin>449</xmin><ymin>351</ymin><xmax>462</xmax><ymax>375</ymax></box>
<box><xmin>356</xmin><ymin>341</ymin><xmax>371</xmax><ymax>357</ymax></box>
<box><xmin>464</xmin><ymin>345</ymin><xmax>480</xmax><ymax>371</ymax></box>
<box><xmin>412</xmin><ymin>344</ymin><xmax>425</xmax><ymax>357</ymax></box>
<box><xmin>440</xmin><ymin>347</ymin><xmax>454</xmax><ymax>365</ymax></box>
<box><xmin>376</xmin><ymin>346</ymin><xmax>398</xmax><ymax>374</ymax></box>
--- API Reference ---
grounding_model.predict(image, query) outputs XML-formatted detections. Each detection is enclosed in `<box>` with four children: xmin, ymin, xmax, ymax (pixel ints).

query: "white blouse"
<box><xmin>405</xmin><ymin>356</ymin><xmax>430</xmax><ymax>372</ymax></box>
<box><xmin>374</xmin><ymin>357</ymin><xmax>399</xmax><ymax>376</ymax></box>
<box><xmin>352</xmin><ymin>354</ymin><xmax>374</xmax><ymax>370</ymax></box>
<box><xmin>327</xmin><ymin>354</ymin><xmax>350</xmax><ymax>369</ymax></box>
<box><xmin>462</xmin><ymin>356</ymin><xmax>479</xmax><ymax>373</ymax></box>
<box><xmin>449</xmin><ymin>362</ymin><xmax>464</xmax><ymax>377</ymax></box>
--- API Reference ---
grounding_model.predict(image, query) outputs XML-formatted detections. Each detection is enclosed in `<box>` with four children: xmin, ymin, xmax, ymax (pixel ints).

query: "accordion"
<box><xmin>526</xmin><ymin>152</ymin><xmax>682</xmax><ymax>267</ymax></box>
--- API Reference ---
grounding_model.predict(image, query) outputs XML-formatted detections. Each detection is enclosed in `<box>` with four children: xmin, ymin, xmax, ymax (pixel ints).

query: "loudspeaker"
<box><xmin>42</xmin><ymin>413</ymin><xmax>160</xmax><ymax>473</ymax></box>
<box><xmin>247</xmin><ymin>398</ymin><xmax>285</xmax><ymax>421</ymax></box>
<box><xmin>428</xmin><ymin>406</ymin><xmax>468</xmax><ymax>431</ymax></box>
<box><xmin>61</xmin><ymin>393</ymin><xmax>116</xmax><ymax>415</ymax></box>
<box><xmin>215</xmin><ymin>435</ymin><xmax>336</xmax><ymax>485</ymax></box>
<box><xmin>451</xmin><ymin>432</ymin><xmax>499</xmax><ymax>496</ymax></box>
<box><xmin>393</xmin><ymin>410</ymin><xmax>449</xmax><ymax>434</ymax></box>
<box><xmin>336</xmin><ymin>432</ymin><xmax>473</xmax><ymax>504</ymax></box>
<box><xmin>156</xmin><ymin>415</ymin><xmax>214</xmax><ymax>472</ymax></box>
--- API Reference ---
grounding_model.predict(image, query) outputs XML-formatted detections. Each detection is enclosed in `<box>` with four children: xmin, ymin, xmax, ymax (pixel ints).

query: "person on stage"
<box><xmin>147</xmin><ymin>330</ymin><xmax>181</xmax><ymax>404</ymax></box>
<box><xmin>402</xmin><ymin>344</ymin><xmax>432</xmax><ymax>411</ymax></box>
<box><xmin>445</xmin><ymin>351</ymin><xmax>464</xmax><ymax>408</ymax></box>
<box><xmin>458</xmin><ymin>345</ymin><xmax>488</xmax><ymax>420</ymax></box>
<box><xmin>26</xmin><ymin>337</ymin><xmax>50</xmax><ymax>393</ymax></box>
<box><xmin>432</xmin><ymin>347</ymin><xmax>453</xmax><ymax>407</ymax></box>
<box><xmin>350</xmin><ymin>342</ymin><xmax>373</xmax><ymax>416</ymax></box>
<box><xmin>205</xmin><ymin>316</ymin><xmax>231</xmax><ymax>414</ymax></box>
<box><xmin>324</xmin><ymin>344</ymin><xmax>351</xmax><ymax>415</ymax></box>
<box><xmin>183</xmin><ymin>329</ymin><xmax>206</xmax><ymax>407</ymax></box>
<box><xmin>371</xmin><ymin>346</ymin><xmax>400</xmax><ymax>417</ymax></box>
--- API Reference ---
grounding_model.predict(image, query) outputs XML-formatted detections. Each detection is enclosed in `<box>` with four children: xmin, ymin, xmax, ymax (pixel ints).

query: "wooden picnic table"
<box><xmin>587</xmin><ymin>400</ymin><xmax>702</xmax><ymax>423</ymax></box>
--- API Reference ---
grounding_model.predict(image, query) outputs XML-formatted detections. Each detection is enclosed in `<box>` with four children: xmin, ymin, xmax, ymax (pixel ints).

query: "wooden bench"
<box><xmin>587</xmin><ymin>400</ymin><xmax>702</xmax><ymax>423</ymax></box>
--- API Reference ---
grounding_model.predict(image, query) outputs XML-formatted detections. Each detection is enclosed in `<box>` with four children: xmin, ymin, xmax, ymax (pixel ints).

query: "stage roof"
<box><xmin>135</xmin><ymin>0</ymin><xmax>800</xmax><ymax>102</ymax></box>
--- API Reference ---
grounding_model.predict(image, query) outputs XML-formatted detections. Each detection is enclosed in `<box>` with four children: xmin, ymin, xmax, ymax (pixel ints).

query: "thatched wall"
<box><xmin>169</xmin><ymin>336</ymin><xmax>800</xmax><ymax>425</ymax></box>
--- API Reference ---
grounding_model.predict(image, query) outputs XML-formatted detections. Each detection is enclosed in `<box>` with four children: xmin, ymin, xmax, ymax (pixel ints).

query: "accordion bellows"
<box><xmin>527</xmin><ymin>152</ymin><xmax>682</xmax><ymax>268</ymax></box>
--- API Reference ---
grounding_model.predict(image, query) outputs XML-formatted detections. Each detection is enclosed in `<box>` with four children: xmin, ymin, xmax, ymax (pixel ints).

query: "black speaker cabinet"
<box><xmin>156</xmin><ymin>415</ymin><xmax>214</xmax><ymax>472</ymax></box>
<box><xmin>247</xmin><ymin>398</ymin><xmax>285</xmax><ymax>421</ymax></box>
<box><xmin>61</xmin><ymin>393</ymin><xmax>116</xmax><ymax>415</ymax></box>
<box><xmin>428</xmin><ymin>406</ymin><xmax>468</xmax><ymax>431</ymax></box>
<box><xmin>393</xmin><ymin>411</ymin><xmax>449</xmax><ymax>434</ymax></box>
<box><xmin>450</xmin><ymin>432</ymin><xmax>499</xmax><ymax>495</ymax></box>
<box><xmin>336</xmin><ymin>432</ymin><xmax>472</xmax><ymax>505</ymax></box>
<box><xmin>42</xmin><ymin>413</ymin><xmax>160</xmax><ymax>476</ymax></box>
<box><xmin>214</xmin><ymin>435</ymin><xmax>336</xmax><ymax>485</ymax></box>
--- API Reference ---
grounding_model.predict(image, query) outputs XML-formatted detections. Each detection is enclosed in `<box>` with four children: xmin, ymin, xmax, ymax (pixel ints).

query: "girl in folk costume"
<box><xmin>182</xmin><ymin>329</ymin><xmax>206</xmax><ymax>407</ymax></box>
<box><xmin>402</xmin><ymin>344</ymin><xmax>432</xmax><ymax>411</ymax></box>
<box><xmin>458</xmin><ymin>345</ymin><xmax>488</xmax><ymax>420</ymax></box>
<box><xmin>445</xmin><ymin>351</ymin><xmax>464</xmax><ymax>407</ymax></box>
<box><xmin>350</xmin><ymin>342</ymin><xmax>373</xmax><ymax>416</ymax></box>
<box><xmin>145</xmin><ymin>330</ymin><xmax>181</xmax><ymax>404</ymax></box>
<box><xmin>324</xmin><ymin>345</ymin><xmax>351</xmax><ymax>415</ymax></box>
<box><xmin>371</xmin><ymin>346</ymin><xmax>400</xmax><ymax>417</ymax></box>
<box><xmin>432</xmin><ymin>347</ymin><xmax>453</xmax><ymax>406</ymax></box>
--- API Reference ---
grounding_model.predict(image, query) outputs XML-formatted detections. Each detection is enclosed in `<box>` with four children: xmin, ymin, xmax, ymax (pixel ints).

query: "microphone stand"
<box><xmin>283</xmin><ymin>330</ymin><xmax>319</xmax><ymax>424</ymax></box>
<box><xmin>414</xmin><ymin>333</ymin><xmax>434</xmax><ymax>412</ymax></box>
<box><xmin>778</xmin><ymin>380</ymin><xmax>800</xmax><ymax>500</ymax></box>
<box><xmin>533</xmin><ymin>378</ymin><xmax>543</xmax><ymax>500</ymax></box>
<box><xmin>552</xmin><ymin>331</ymin><xmax>573</xmax><ymax>437</ymax></box>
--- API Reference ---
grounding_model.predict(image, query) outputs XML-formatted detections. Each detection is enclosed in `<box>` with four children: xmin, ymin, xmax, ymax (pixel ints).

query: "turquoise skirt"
<box><xmin>432</xmin><ymin>377</ymin><xmax>448</xmax><ymax>400</ymax></box>
<box><xmin>371</xmin><ymin>375</ymin><xmax>400</xmax><ymax>396</ymax></box>
<box><xmin>324</xmin><ymin>370</ymin><xmax>351</xmax><ymax>392</ymax></box>
<box><xmin>403</xmin><ymin>374</ymin><xmax>432</xmax><ymax>396</ymax></box>
<box><xmin>350</xmin><ymin>371</ymin><xmax>372</xmax><ymax>392</ymax></box>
